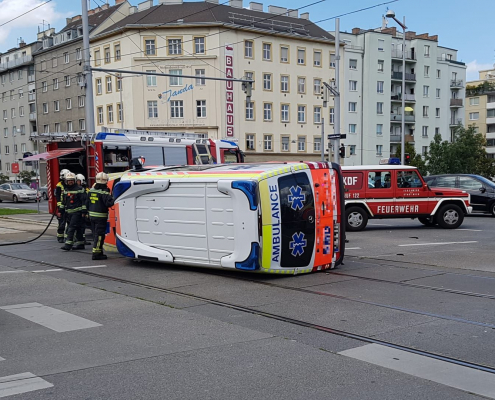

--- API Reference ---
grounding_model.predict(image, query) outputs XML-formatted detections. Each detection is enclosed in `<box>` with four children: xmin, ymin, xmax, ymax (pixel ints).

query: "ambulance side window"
<box><xmin>368</xmin><ymin>171</ymin><xmax>391</xmax><ymax>189</ymax></box>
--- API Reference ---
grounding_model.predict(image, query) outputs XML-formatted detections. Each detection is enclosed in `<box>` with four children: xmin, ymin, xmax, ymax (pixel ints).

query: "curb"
<box><xmin>0</xmin><ymin>216</ymin><xmax>56</xmax><ymax>227</ymax></box>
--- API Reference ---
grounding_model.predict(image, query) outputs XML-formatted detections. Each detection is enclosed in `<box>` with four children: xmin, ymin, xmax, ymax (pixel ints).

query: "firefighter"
<box><xmin>55</xmin><ymin>169</ymin><xmax>71</xmax><ymax>243</ymax></box>
<box><xmin>86</xmin><ymin>172</ymin><xmax>114</xmax><ymax>260</ymax></box>
<box><xmin>76</xmin><ymin>173</ymin><xmax>89</xmax><ymax>246</ymax></box>
<box><xmin>60</xmin><ymin>172</ymin><xmax>87</xmax><ymax>251</ymax></box>
<box><xmin>76</xmin><ymin>174</ymin><xmax>87</xmax><ymax>191</ymax></box>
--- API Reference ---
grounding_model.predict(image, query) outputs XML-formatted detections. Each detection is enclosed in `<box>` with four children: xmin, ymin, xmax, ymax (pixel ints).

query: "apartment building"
<box><xmin>0</xmin><ymin>40</ymin><xmax>42</xmax><ymax>178</ymax></box>
<box><xmin>90</xmin><ymin>0</ymin><xmax>341</xmax><ymax>161</ymax></box>
<box><xmin>332</xmin><ymin>25</ymin><xmax>466</xmax><ymax>165</ymax></box>
<box><xmin>465</xmin><ymin>67</ymin><xmax>495</xmax><ymax>159</ymax></box>
<box><xmin>33</xmin><ymin>1</ymin><xmax>130</xmax><ymax>136</ymax></box>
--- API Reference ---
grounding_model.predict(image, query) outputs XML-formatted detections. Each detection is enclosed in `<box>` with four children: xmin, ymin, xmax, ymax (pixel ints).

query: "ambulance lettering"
<box><xmin>269</xmin><ymin>184</ymin><xmax>281</xmax><ymax>262</ymax></box>
<box><xmin>376</xmin><ymin>205</ymin><xmax>419</xmax><ymax>213</ymax></box>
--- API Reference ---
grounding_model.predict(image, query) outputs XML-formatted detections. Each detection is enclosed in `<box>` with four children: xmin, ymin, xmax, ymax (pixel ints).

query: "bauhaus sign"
<box><xmin>225</xmin><ymin>44</ymin><xmax>234</xmax><ymax>137</ymax></box>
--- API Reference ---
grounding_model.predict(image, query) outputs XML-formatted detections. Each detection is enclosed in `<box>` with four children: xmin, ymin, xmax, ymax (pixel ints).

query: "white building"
<box><xmin>90</xmin><ymin>0</ymin><xmax>342</xmax><ymax>161</ymax></box>
<box><xmin>332</xmin><ymin>25</ymin><xmax>466</xmax><ymax>165</ymax></box>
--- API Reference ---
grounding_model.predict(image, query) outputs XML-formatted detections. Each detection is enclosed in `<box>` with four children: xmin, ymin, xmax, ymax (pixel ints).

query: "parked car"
<box><xmin>424</xmin><ymin>174</ymin><xmax>495</xmax><ymax>216</ymax></box>
<box><xmin>0</xmin><ymin>183</ymin><xmax>40</xmax><ymax>202</ymax></box>
<box><xmin>39</xmin><ymin>185</ymin><xmax>49</xmax><ymax>200</ymax></box>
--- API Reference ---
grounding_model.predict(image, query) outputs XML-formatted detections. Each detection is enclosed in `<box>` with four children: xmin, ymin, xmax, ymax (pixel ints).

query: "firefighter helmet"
<box><xmin>65</xmin><ymin>172</ymin><xmax>76</xmax><ymax>183</ymax></box>
<box><xmin>76</xmin><ymin>174</ymin><xmax>86</xmax><ymax>185</ymax></box>
<box><xmin>95</xmin><ymin>172</ymin><xmax>109</xmax><ymax>184</ymax></box>
<box><xmin>60</xmin><ymin>169</ymin><xmax>71</xmax><ymax>180</ymax></box>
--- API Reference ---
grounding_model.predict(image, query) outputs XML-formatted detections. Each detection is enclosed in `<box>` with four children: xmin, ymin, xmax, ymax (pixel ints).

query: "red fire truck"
<box><xmin>24</xmin><ymin>129</ymin><xmax>244</xmax><ymax>214</ymax></box>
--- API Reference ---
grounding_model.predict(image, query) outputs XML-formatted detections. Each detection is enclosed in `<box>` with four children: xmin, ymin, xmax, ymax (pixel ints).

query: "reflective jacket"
<box><xmin>54</xmin><ymin>181</ymin><xmax>66</xmax><ymax>210</ymax></box>
<box><xmin>61</xmin><ymin>184</ymin><xmax>87</xmax><ymax>214</ymax></box>
<box><xmin>86</xmin><ymin>183</ymin><xmax>114</xmax><ymax>219</ymax></box>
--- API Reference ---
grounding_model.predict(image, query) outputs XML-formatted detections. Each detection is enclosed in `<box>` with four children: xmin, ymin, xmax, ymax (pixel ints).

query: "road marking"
<box><xmin>398</xmin><ymin>241</ymin><xmax>478</xmax><ymax>247</ymax></box>
<box><xmin>0</xmin><ymin>357</ymin><xmax>4</xmax><ymax>362</ymax></box>
<box><xmin>457</xmin><ymin>229</ymin><xmax>482</xmax><ymax>232</ymax></box>
<box><xmin>367</xmin><ymin>223</ymin><xmax>393</xmax><ymax>226</ymax></box>
<box><xmin>340</xmin><ymin>344</ymin><xmax>495</xmax><ymax>398</ymax></box>
<box><xmin>0</xmin><ymin>271</ymin><xmax>25</xmax><ymax>274</ymax></box>
<box><xmin>73</xmin><ymin>265</ymin><xmax>107</xmax><ymax>269</ymax></box>
<box><xmin>0</xmin><ymin>372</ymin><xmax>53</xmax><ymax>398</ymax></box>
<box><xmin>32</xmin><ymin>269</ymin><xmax>62</xmax><ymax>273</ymax></box>
<box><xmin>345</xmin><ymin>247</ymin><xmax>361</xmax><ymax>250</ymax></box>
<box><xmin>0</xmin><ymin>302</ymin><xmax>101</xmax><ymax>332</ymax></box>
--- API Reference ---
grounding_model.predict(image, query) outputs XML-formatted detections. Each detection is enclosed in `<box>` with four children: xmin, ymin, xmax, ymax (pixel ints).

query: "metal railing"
<box><xmin>450</xmin><ymin>118</ymin><xmax>463</xmax><ymax>125</ymax></box>
<box><xmin>391</xmin><ymin>93</ymin><xmax>415</xmax><ymax>101</ymax></box>
<box><xmin>29</xmin><ymin>113</ymin><xmax>36</xmax><ymax>120</ymax></box>
<box><xmin>450</xmin><ymin>80</ymin><xmax>463</xmax><ymax>88</ymax></box>
<box><xmin>390</xmin><ymin>114</ymin><xmax>415</xmax><ymax>122</ymax></box>
<box><xmin>0</xmin><ymin>55</ymin><xmax>33</xmax><ymax>71</ymax></box>
<box><xmin>450</xmin><ymin>98</ymin><xmax>463</xmax><ymax>107</ymax></box>
<box><xmin>391</xmin><ymin>72</ymin><xmax>416</xmax><ymax>81</ymax></box>
<box><xmin>391</xmin><ymin>50</ymin><xmax>416</xmax><ymax>60</ymax></box>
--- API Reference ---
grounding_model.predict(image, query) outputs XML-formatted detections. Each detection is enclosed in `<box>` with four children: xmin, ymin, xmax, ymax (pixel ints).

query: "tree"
<box><xmin>0</xmin><ymin>173</ymin><xmax>9</xmax><ymax>184</ymax></box>
<box><xmin>394</xmin><ymin>142</ymin><xmax>428</xmax><ymax>176</ymax></box>
<box><xmin>18</xmin><ymin>170</ymin><xmax>35</xmax><ymax>185</ymax></box>
<box><xmin>425</xmin><ymin>133</ymin><xmax>451</xmax><ymax>175</ymax></box>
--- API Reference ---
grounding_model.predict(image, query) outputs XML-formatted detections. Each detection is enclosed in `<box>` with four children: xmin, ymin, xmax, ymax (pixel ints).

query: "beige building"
<box><xmin>465</xmin><ymin>67</ymin><xmax>495</xmax><ymax>158</ymax></box>
<box><xmin>90</xmin><ymin>0</ymin><xmax>340</xmax><ymax>161</ymax></box>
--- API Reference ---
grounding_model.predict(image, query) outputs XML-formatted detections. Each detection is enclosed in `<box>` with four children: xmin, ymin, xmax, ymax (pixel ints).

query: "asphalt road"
<box><xmin>0</xmin><ymin>213</ymin><xmax>494</xmax><ymax>399</ymax></box>
<box><xmin>0</xmin><ymin>199</ymin><xmax>48</xmax><ymax>212</ymax></box>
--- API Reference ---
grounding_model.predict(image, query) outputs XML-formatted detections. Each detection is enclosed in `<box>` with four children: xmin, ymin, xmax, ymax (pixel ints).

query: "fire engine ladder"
<box><xmin>83</xmin><ymin>133</ymin><xmax>98</xmax><ymax>187</ymax></box>
<box><xmin>193</xmin><ymin>143</ymin><xmax>213</xmax><ymax>165</ymax></box>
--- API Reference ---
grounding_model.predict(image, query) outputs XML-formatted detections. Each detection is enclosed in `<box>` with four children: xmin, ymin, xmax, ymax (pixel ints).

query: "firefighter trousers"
<box><xmin>90</xmin><ymin>217</ymin><xmax>107</xmax><ymax>254</ymax></box>
<box><xmin>57</xmin><ymin>213</ymin><xmax>66</xmax><ymax>239</ymax></box>
<box><xmin>65</xmin><ymin>212</ymin><xmax>84</xmax><ymax>247</ymax></box>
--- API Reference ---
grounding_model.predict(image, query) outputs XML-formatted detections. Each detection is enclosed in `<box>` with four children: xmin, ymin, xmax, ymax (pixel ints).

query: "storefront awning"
<box><xmin>22</xmin><ymin>148</ymin><xmax>84</xmax><ymax>162</ymax></box>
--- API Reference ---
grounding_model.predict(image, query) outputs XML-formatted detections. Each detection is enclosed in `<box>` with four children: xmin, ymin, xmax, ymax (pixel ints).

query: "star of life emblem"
<box><xmin>289</xmin><ymin>232</ymin><xmax>307</xmax><ymax>256</ymax></box>
<box><xmin>288</xmin><ymin>185</ymin><xmax>305</xmax><ymax>211</ymax></box>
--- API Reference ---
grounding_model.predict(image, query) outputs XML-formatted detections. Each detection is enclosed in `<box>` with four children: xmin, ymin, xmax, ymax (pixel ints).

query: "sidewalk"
<box><xmin>0</xmin><ymin>212</ymin><xmax>55</xmax><ymax>226</ymax></box>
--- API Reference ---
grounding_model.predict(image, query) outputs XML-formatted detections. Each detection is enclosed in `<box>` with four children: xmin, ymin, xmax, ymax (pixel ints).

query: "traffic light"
<box><xmin>339</xmin><ymin>145</ymin><xmax>346</xmax><ymax>158</ymax></box>
<box><xmin>405</xmin><ymin>153</ymin><xmax>411</xmax><ymax>165</ymax></box>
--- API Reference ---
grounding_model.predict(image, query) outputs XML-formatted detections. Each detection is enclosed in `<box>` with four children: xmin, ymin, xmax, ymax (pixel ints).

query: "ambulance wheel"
<box><xmin>346</xmin><ymin>206</ymin><xmax>368</xmax><ymax>232</ymax></box>
<box><xmin>418</xmin><ymin>217</ymin><xmax>436</xmax><ymax>227</ymax></box>
<box><xmin>436</xmin><ymin>204</ymin><xmax>464</xmax><ymax>229</ymax></box>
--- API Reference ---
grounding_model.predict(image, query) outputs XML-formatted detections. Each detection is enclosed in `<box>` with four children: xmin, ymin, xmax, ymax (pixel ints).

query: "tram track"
<box><xmin>2</xmin><ymin>251</ymin><xmax>495</xmax><ymax>376</ymax></box>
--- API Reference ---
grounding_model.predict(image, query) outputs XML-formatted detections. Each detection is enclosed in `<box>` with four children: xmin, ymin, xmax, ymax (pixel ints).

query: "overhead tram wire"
<box><xmin>0</xmin><ymin>0</ymin><xmax>53</xmax><ymax>28</ymax></box>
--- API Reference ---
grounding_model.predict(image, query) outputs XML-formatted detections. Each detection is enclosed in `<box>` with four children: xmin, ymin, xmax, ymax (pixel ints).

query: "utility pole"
<box><xmin>82</xmin><ymin>0</ymin><xmax>95</xmax><ymax>136</ymax></box>
<box><xmin>320</xmin><ymin>117</ymin><xmax>325</xmax><ymax>162</ymax></box>
<box><xmin>333</xmin><ymin>18</ymin><xmax>341</xmax><ymax>164</ymax></box>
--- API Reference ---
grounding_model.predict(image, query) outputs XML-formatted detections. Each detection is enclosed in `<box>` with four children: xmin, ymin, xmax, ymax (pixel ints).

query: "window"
<box><xmin>169</xmin><ymin>69</ymin><xmax>182</xmax><ymax>86</ymax></box>
<box><xmin>43</xmin><ymin>125</ymin><xmax>49</xmax><ymax>133</ymax></box>
<box><xmin>435</xmin><ymin>127</ymin><xmax>440</xmax><ymax>135</ymax></box>
<box><xmin>64</xmin><ymin>98</ymin><xmax>71</xmax><ymax>110</ymax></box>
<box><xmin>436</xmin><ymin>108</ymin><xmax>440</xmax><ymax>117</ymax></box>
<box><xmin>5</xmin><ymin>145</ymin><xmax>9</xmax><ymax>154</ymax></box>
<box><xmin>348</xmin><ymin>102</ymin><xmax>357</xmax><ymax>112</ymax></box>
<box><xmin>376</xmin><ymin>102</ymin><xmax>383</xmax><ymax>114</ymax></box>
<box><xmin>245</xmin><ymin>71</ymin><xmax>254</xmax><ymax>89</ymax></box>
<box><xmin>3</xmin><ymin>128</ymin><xmax>6</xmax><ymax>137</ymax></box>
<box><xmin>76</xmin><ymin>48</ymin><xmax>82</xmax><ymax>60</ymax></box>
<box><xmin>330</xmin><ymin>53</ymin><xmax>335</xmax><ymax>68</ymax></box>
<box><xmin>378</xmin><ymin>39</ymin><xmax>384</xmax><ymax>51</ymax></box>
<box><xmin>314</xmin><ymin>137</ymin><xmax>321</xmax><ymax>152</ymax></box>
<box><xmin>117</xmin><ymin>103</ymin><xmax>123</xmax><ymax>122</ymax></box>
<box><xmin>42</xmin><ymin>81</ymin><xmax>47</xmax><ymax>92</ymax></box>
<box><xmin>2</xmin><ymin>92</ymin><xmax>5</xmax><ymax>102</ymax></box>
<box><xmin>79</xmin><ymin>119</ymin><xmax>85</xmax><ymax>131</ymax></box>
<box><xmin>116</xmin><ymin>76</ymin><xmax>122</xmax><ymax>91</ymax></box>
<box><xmin>196</xmin><ymin>100</ymin><xmax>207</xmax><ymax>118</ymax></box>
<box><xmin>424</xmin><ymin>45</ymin><xmax>430</xmax><ymax>57</ymax></box>
<box><xmin>297</xmin><ymin>48</ymin><xmax>305</xmax><ymax>64</ymax></box>
<box><xmin>1</xmin><ymin>75</ymin><xmax>4</xmax><ymax>84</ymax></box>
<box><xmin>9</xmin><ymin>90</ymin><xmax>13</xmax><ymax>100</ymax></box>
<box><xmin>280</xmin><ymin>75</ymin><xmax>289</xmax><ymax>92</ymax></box>
<box><xmin>146</xmin><ymin>70</ymin><xmax>157</xmax><ymax>87</ymax></box>
<box><xmin>422</xmin><ymin>126</ymin><xmax>428</xmax><ymax>137</ymax></box>
<box><xmin>12</xmin><ymin>126</ymin><xmax>16</xmax><ymax>136</ymax></box>
<box><xmin>65</xmin><ymin>75</ymin><xmax>71</xmax><ymax>87</ymax></box>
<box><xmin>2</xmin><ymin>110</ymin><xmax>5</xmax><ymax>119</ymax></box>
<box><xmin>424</xmin><ymin>66</ymin><xmax>429</xmax><ymax>77</ymax></box>
<box><xmin>114</xmin><ymin>44</ymin><xmax>121</xmax><ymax>61</ymax></box>
<box><xmin>421</xmin><ymin>146</ymin><xmax>428</xmax><ymax>156</ymax></box>
<box><xmin>21</xmin><ymin>143</ymin><xmax>26</xmax><ymax>153</ymax></box>
<box><xmin>297</xmin><ymin>77</ymin><xmax>305</xmax><ymax>94</ymax></box>
<box><xmin>378</xmin><ymin>59</ymin><xmax>384</xmax><ymax>72</ymax></box>
<box><xmin>469</xmin><ymin>97</ymin><xmax>479</xmax><ymax>106</ymax></box>
<box><xmin>459</xmin><ymin>177</ymin><xmax>483</xmax><ymax>191</ymax></box>
<box><xmin>436</xmin><ymin>69</ymin><xmax>441</xmax><ymax>78</ymax></box>
<box><xmin>147</xmin><ymin>101</ymin><xmax>158</xmax><ymax>118</ymax></box>
<box><xmin>349</xmin><ymin>124</ymin><xmax>356</xmax><ymax>134</ymax></box>
<box><xmin>54</xmin><ymin>100</ymin><xmax>59</xmax><ymax>112</ymax></box>
<box><xmin>263</xmin><ymin>103</ymin><xmax>272</xmax><ymax>121</ymax></box>
<box><xmin>244</xmin><ymin>40</ymin><xmax>253</xmax><ymax>58</ymax></box>
<box><xmin>376</xmin><ymin>124</ymin><xmax>383</xmax><ymax>135</ymax></box>
<box><xmin>192</xmin><ymin>69</ymin><xmax>205</xmax><ymax>86</ymax></box>
<box><xmin>146</xmin><ymin>39</ymin><xmax>157</xmax><ymax>55</ymax></box>
<box><xmin>95</xmin><ymin>49</ymin><xmax>102</xmax><ymax>66</ymax></box>
<box><xmin>297</xmin><ymin>136</ymin><xmax>306</xmax><ymax>152</ymax></box>
<box><xmin>10</xmin><ymin>108</ymin><xmax>15</xmax><ymax>118</ymax></box>
<box><xmin>96</xmin><ymin>78</ymin><xmax>102</xmax><ymax>95</ymax></box>
<box><xmin>488</xmin><ymin>109</ymin><xmax>495</xmax><ymax>118</ymax></box>
<box><xmin>263</xmin><ymin>73</ymin><xmax>272</xmax><ymax>91</ymax></box>
<box><xmin>469</xmin><ymin>112</ymin><xmax>479</xmax><ymax>120</ymax></box>
<box><xmin>376</xmin><ymin>145</ymin><xmax>383</xmax><ymax>155</ymax></box>
<box><xmin>313</xmin><ymin>50</ymin><xmax>321</xmax><ymax>67</ymax></box>
<box><xmin>18</xmin><ymin>89</ymin><xmax>23</xmax><ymax>98</ymax></box>
<box><xmin>263</xmin><ymin>135</ymin><xmax>272</xmax><ymax>151</ymax></box>
<box><xmin>280</xmin><ymin>46</ymin><xmax>289</xmax><ymax>63</ymax></box>
<box><xmin>329</xmin><ymin>108</ymin><xmax>334</xmax><ymax>124</ymax></box>
<box><xmin>349</xmin><ymin>80</ymin><xmax>357</xmax><ymax>91</ymax></box>
<box><xmin>51</xmin><ymin>57</ymin><xmax>57</xmax><ymax>68</ymax></box>
<box><xmin>314</xmin><ymin>106</ymin><xmax>321</xmax><ymax>123</ymax></box>
<box><xmin>64</xmin><ymin>52</ymin><xmax>69</xmax><ymax>64</ymax></box>
<box><xmin>77</xmin><ymin>73</ymin><xmax>83</xmax><ymax>86</ymax></box>
<box><xmin>377</xmin><ymin>81</ymin><xmax>384</xmax><ymax>93</ymax></box>
<box><xmin>423</xmin><ymin>106</ymin><xmax>429</xmax><ymax>117</ymax></box>
<box><xmin>488</xmin><ymin>95</ymin><xmax>495</xmax><ymax>103</ymax></box>
<box><xmin>245</xmin><ymin>101</ymin><xmax>254</xmax><ymax>120</ymax></box>
<box><xmin>104</xmin><ymin>47</ymin><xmax>110</xmax><ymax>63</ymax></box>
<box><xmin>246</xmin><ymin>134</ymin><xmax>255</xmax><ymax>150</ymax></box>
<box><xmin>262</xmin><ymin>43</ymin><xmax>271</xmax><ymax>61</ymax></box>
<box><xmin>436</xmin><ymin>88</ymin><xmax>440</xmax><ymax>98</ymax></box>
<box><xmin>53</xmin><ymin>78</ymin><xmax>59</xmax><ymax>90</ymax></box>
<box><xmin>281</xmin><ymin>136</ymin><xmax>290</xmax><ymax>152</ymax></box>
<box><xmin>67</xmin><ymin>121</ymin><xmax>73</xmax><ymax>132</ymax></box>
<box><xmin>42</xmin><ymin>103</ymin><xmax>48</xmax><ymax>114</ymax></box>
<box><xmin>194</xmin><ymin>37</ymin><xmax>205</xmax><ymax>54</ymax></box>
<box><xmin>313</xmin><ymin>79</ymin><xmax>321</xmax><ymax>94</ymax></box>
<box><xmin>281</xmin><ymin>104</ymin><xmax>289</xmax><ymax>122</ymax></box>
<box><xmin>423</xmin><ymin>85</ymin><xmax>429</xmax><ymax>97</ymax></box>
<box><xmin>107</xmin><ymin>105</ymin><xmax>114</xmax><ymax>123</ymax></box>
<box><xmin>349</xmin><ymin>59</ymin><xmax>357</xmax><ymax>69</ymax></box>
<box><xmin>297</xmin><ymin>105</ymin><xmax>306</xmax><ymax>123</ymax></box>
<box><xmin>106</xmin><ymin>76</ymin><xmax>112</xmax><ymax>92</ymax></box>
<box><xmin>13</xmin><ymin>144</ymin><xmax>17</xmax><ymax>154</ymax></box>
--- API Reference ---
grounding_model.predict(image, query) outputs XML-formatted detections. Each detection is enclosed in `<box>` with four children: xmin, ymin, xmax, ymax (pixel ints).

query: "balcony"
<box><xmin>391</xmin><ymin>72</ymin><xmax>416</xmax><ymax>81</ymax></box>
<box><xmin>28</xmin><ymin>74</ymin><xmax>35</xmax><ymax>83</ymax></box>
<box><xmin>437</xmin><ymin>57</ymin><xmax>465</xmax><ymax>66</ymax></box>
<box><xmin>390</xmin><ymin>114</ymin><xmax>415</xmax><ymax>123</ymax></box>
<box><xmin>450</xmin><ymin>118</ymin><xmax>463</xmax><ymax>126</ymax></box>
<box><xmin>29</xmin><ymin>113</ymin><xmax>36</xmax><ymax>121</ymax></box>
<box><xmin>28</xmin><ymin>93</ymin><xmax>35</xmax><ymax>102</ymax></box>
<box><xmin>0</xmin><ymin>55</ymin><xmax>33</xmax><ymax>72</ymax></box>
<box><xmin>391</xmin><ymin>134</ymin><xmax>415</xmax><ymax>143</ymax></box>
<box><xmin>450</xmin><ymin>80</ymin><xmax>463</xmax><ymax>88</ymax></box>
<box><xmin>391</xmin><ymin>50</ymin><xmax>417</xmax><ymax>62</ymax></box>
<box><xmin>450</xmin><ymin>98</ymin><xmax>463</xmax><ymax>107</ymax></box>
<box><xmin>391</xmin><ymin>93</ymin><xmax>415</xmax><ymax>102</ymax></box>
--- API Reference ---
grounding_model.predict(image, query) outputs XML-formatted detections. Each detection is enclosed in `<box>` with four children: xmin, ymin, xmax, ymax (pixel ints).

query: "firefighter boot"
<box><xmin>73</xmin><ymin>245</ymin><xmax>86</xmax><ymax>250</ymax></box>
<box><xmin>57</xmin><ymin>237</ymin><xmax>64</xmax><ymax>243</ymax></box>
<box><xmin>92</xmin><ymin>253</ymin><xmax>107</xmax><ymax>260</ymax></box>
<box><xmin>61</xmin><ymin>245</ymin><xmax>72</xmax><ymax>251</ymax></box>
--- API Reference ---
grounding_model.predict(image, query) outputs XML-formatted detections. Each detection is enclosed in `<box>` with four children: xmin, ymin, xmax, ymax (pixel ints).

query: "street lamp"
<box><xmin>386</xmin><ymin>10</ymin><xmax>407</xmax><ymax>166</ymax></box>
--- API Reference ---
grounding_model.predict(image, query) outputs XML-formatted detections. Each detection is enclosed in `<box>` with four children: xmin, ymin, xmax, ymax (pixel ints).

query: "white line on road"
<box><xmin>367</xmin><ymin>223</ymin><xmax>393</xmax><ymax>226</ymax></box>
<box><xmin>0</xmin><ymin>357</ymin><xmax>4</xmax><ymax>362</ymax></box>
<box><xmin>345</xmin><ymin>247</ymin><xmax>362</xmax><ymax>250</ymax></box>
<box><xmin>32</xmin><ymin>269</ymin><xmax>62</xmax><ymax>273</ymax></box>
<box><xmin>340</xmin><ymin>344</ymin><xmax>495</xmax><ymax>399</ymax></box>
<box><xmin>0</xmin><ymin>372</ymin><xmax>53</xmax><ymax>398</ymax></box>
<box><xmin>398</xmin><ymin>241</ymin><xmax>478</xmax><ymax>247</ymax></box>
<box><xmin>457</xmin><ymin>229</ymin><xmax>482</xmax><ymax>232</ymax></box>
<box><xmin>73</xmin><ymin>265</ymin><xmax>107</xmax><ymax>269</ymax></box>
<box><xmin>0</xmin><ymin>302</ymin><xmax>101</xmax><ymax>332</ymax></box>
<box><xmin>0</xmin><ymin>271</ymin><xmax>25</xmax><ymax>274</ymax></box>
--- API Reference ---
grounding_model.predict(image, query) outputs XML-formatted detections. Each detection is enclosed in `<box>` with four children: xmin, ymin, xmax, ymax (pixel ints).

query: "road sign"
<box><xmin>327</xmin><ymin>134</ymin><xmax>340</xmax><ymax>140</ymax></box>
<box><xmin>11</xmin><ymin>163</ymin><xmax>19</xmax><ymax>174</ymax></box>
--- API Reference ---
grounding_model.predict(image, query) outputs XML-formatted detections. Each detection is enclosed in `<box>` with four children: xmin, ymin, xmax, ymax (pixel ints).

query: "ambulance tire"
<box><xmin>436</xmin><ymin>204</ymin><xmax>464</xmax><ymax>229</ymax></box>
<box><xmin>346</xmin><ymin>206</ymin><xmax>368</xmax><ymax>232</ymax></box>
<box><xmin>418</xmin><ymin>217</ymin><xmax>436</xmax><ymax>227</ymax></box>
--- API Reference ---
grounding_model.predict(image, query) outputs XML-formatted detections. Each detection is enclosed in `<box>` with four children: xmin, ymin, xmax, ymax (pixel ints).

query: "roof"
<box><xmin>22</xmin><ymin>148</ymin><xmax>84</xmax><ymax>162</ymax></box>
<box><xmin>63</xmin><ymin>4</ymin><xmax>122</xmax><ymax>32</ymax></box>
<box><xmin>341</xmin><ymin>166</ymin><xmax>417</xmax><ymax>171</ymax></box>
<box><xmin>99</xmin><ymin>2</ymin><xmax>333</xmax><ymax>41</ymax></box>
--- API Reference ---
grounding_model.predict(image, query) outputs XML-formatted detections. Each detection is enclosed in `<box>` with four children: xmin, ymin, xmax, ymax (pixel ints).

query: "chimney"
<box><xmin>268</xmin><ymin>5</ymin><xmax>287</xmax><ymax>14</ymax></box>
<box><xmin>88</xmin><ymin>9</ymin><xmax>96</xmax><ymax>15</ymax></box>
<box><xmin>205</xmin><ymin>0</ymin><xmax>219</xmax><ymax>4</ymax></box>
<box><xmin>129</xmin><ymin>5</ymin><xmax>137</xmax><ymax>13</ymax></box>
<box><xmin>66</xmin><ymin>17</ymin><xmax>71</xmax><ymax>25</ymax></box>
<box><xmin>100</xmin><ymin>3</ymin><xmax>110</xmax><ymax>10</ymax></box>
<box><xmin>287</xmin><ymin>9</ymin><xmax>297</xmax><ymax>18</ymax></box>
<box><xmin>115</xmin><ymin>0</ymin><xmax>126</xmax><ymax>4</ymax></box>
<box><xmin>137</xmin><ymin>0</ymin><xmax>153</xmax><ymax>11</ymax></box>
<box><xmin>429</xmin><ymin>35</ymin><xmax>438</xmax><ymax>42</ymax></box>
<box><xmin>405</xmin><ymin>31</ymin><xmax>416</xmax><ymax>40</ymax></box>
<box><xmin>18</xmin><ymin>38</ymin><xmax>26</xmax><ymax>47</ymax></box>
<box><xmin>249</xmin><ymin>2</ymin><xmax>262</xmax><ymax>11</ymax></box>
<box><xmin>229</xmin><ymin>0</ymin><xmax>242</xmax><ymax>8</ymax></box>
<box><xmin>381</xmin><ymin>27</ymin><xmax>396</xmax><ymax>36</ymax></box>
<box><xmin>159</xmin><ymin>0</ymin><xmax>183</xmax><ymax>3</ymax></box>
<box><xmin>415</xmin><ymin>33</ymin><xmax>429</xmax><ymax>39</ymax></box>
<box><xmin>72</xmin><ymin>15</ymin><xmax>82</xmax><ymax>22</ymax></box>
<box><xmin>300</xmin><ymin>12</ymin><xmax>309</xmax><ymax>20</ymax></box>
<box><xmin>352</xmin><ymin>27</ymin><xmax>361</xmax><ymax>35</ymax></box>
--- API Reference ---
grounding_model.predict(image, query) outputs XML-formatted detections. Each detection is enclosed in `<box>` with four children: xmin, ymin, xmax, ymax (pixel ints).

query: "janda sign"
<box><xmin>158</xmin><ymin>84</ymin><xmax>194</xmax><ymax>103</ymax></box>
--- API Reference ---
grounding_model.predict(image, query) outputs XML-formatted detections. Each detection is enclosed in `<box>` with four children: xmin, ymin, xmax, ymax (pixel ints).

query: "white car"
<box><xmin>0</xmin><ymin>183</ymin><xmax>40</xmax><ymax>202</ymax></box>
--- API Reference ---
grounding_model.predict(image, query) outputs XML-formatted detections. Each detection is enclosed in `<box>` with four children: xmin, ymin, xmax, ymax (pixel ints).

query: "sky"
<box><xmin>0</xmin><ymin>0</ymin><xmax>492</xmax><ymax>81</ymax></box>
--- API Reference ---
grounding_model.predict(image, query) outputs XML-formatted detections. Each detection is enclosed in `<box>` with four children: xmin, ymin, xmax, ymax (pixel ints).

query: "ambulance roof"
<box><xmin>342</xmin><ymin>165</ymin><xmax>417</xmax><ymax>171</ymax></box>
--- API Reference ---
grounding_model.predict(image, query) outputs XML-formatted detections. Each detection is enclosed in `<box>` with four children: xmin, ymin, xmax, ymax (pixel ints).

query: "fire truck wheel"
<box><xmin>418</xmin><ymin>217</ymin><xmax>436</xmax><ymax>226</ymax></box>
<box><xmin>346</xmin><ymin>206</ymin><xmax>368</xmax><ymax>232</ymax></box>
<box><xmin>436</xmin><ymin>204</ymin><xmax>464</xmax><ymax>229</ymax></box>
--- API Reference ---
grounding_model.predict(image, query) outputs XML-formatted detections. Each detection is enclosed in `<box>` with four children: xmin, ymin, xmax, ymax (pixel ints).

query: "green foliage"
<box><xmin>394</xmin><ymin>142</ymin><xmax>428</xmax><ymax>176</ymax></box>
<box><xmin>426</xmin><ymin>126</ymin><xmax>495</xmax><ymax>178</ymax></box>
<box><xmin>18</xmin><ymin>170</ymin><xmax>35</xmax><ymax>185</ymax></box>
<box><xmin>0</xmin><ymin>209</ymin><xmax>37</xmax><ymax>215</ymax></box>
<box><xmin>0</xmin><ymin>173</ymin><xmax>9</xmax><ymax>184</ymax></box>
<box><xmin>466</xmin><ymin>81</ymin><xmax>495</xmax><ymax>97</ymax></box>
